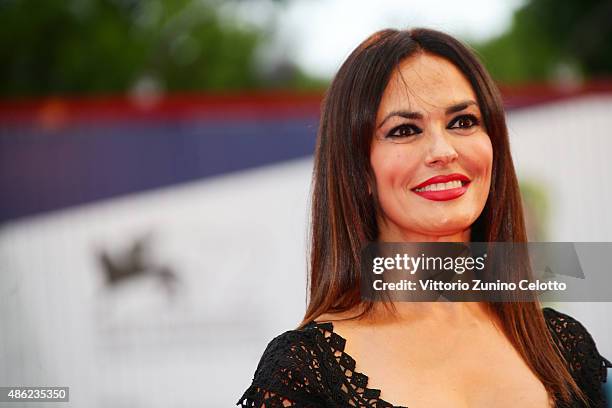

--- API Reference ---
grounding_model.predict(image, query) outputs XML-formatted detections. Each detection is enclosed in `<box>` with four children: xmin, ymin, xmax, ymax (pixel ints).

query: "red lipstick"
<box><xmin>412</xmin><ymin>173</ymin><xmax>471</xmax><ymax>201</ymax></box>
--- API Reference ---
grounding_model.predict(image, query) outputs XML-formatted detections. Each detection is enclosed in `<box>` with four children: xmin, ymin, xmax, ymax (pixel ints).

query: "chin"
<box><xmin>425</xmin><ymin>225</ymin><xmax>470</xmax><ymax>238</ymax></box>
<box><xmin>419</xmin><ymin>213</ymin><xmax>475</xmax><ymax>236</ymax></box>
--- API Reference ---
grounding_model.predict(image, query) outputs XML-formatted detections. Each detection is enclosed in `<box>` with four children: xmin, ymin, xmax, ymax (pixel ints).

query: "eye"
<box><xmin>448</xmin><ymin>114</ymin><xmax>480</xmax><ymax>130</ymax></box>
<box><xmin>386</xmin><ymin>124</ymin><xmax>422</xmax><ymax>139</ymax></box>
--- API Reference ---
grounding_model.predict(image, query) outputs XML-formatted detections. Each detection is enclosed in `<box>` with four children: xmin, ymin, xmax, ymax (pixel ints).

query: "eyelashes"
<box><xmin>385</xmin><ymin>114</ymin><xmax>481</xmax><ymax>139</ymax></box>
<box><xmin>448</xmin><ymin>114</ymin><xmax>481</xmax><ymax>130</ymax></box>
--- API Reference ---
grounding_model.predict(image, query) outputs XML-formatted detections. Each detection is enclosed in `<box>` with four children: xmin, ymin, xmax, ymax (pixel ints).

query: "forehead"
<box><xmin>377</xmin><ymin>52</ymin><xmax>478</xmax><ymax>119</ymax></box>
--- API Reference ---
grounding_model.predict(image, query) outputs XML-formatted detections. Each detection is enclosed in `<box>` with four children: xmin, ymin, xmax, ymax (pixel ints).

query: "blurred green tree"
<box><xmin>0</xmin><ymin>0</ymin><xmax>312</xmax><ymax>97</ymax></box>
<box><xmin>474</xmin><ymin>0</ymin><xmax>612</xmax><ymax>84</ymax></box>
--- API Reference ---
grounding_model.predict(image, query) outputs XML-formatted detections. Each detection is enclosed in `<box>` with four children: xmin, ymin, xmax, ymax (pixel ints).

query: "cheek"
<box><xmin>461</xmin><ymin>135</ymin><xmax>493</xmax><ymax>181</ymax></box>
<box><xmin>370</xmin><ymin>144</ymin><xmax>421</xmax><ymax>188</ymax></box>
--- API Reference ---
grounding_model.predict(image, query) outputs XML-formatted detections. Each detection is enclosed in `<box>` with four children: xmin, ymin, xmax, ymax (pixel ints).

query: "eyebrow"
<box><xmin>377</xmin><ymin>100</ymin><xmax>478</xmax><ymax>129</ymax></box>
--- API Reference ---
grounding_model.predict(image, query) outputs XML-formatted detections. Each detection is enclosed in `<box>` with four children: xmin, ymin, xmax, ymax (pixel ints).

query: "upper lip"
<box><xmin>412</xmin><ymin>173</ymin><xmax>471</xmax><ymax>190</ymax></box>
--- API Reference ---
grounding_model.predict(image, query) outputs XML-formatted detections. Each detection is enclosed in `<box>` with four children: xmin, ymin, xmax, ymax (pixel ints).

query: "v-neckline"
<box><xmin>305</xmin><ymin>319</ymin><xmax>564</xmax><ymax>408</ymax></box>
<box><xmin>306</xmin><ymin>319</ymin><xmax>408</xmax><ymax>408</ymax></box>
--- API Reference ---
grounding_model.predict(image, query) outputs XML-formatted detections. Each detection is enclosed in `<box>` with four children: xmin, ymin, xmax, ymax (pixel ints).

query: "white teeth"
<box><xmin>415</xmin><ymin>180</ymin><xmax>463</xmax><ymax>192</ymax></box>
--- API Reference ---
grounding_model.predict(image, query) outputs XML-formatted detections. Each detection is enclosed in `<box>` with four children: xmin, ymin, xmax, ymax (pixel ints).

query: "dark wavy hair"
<box><xmin>299</xmin><ymin>27</ymin><xmax>584</xmax><ymax>405</ymax></box>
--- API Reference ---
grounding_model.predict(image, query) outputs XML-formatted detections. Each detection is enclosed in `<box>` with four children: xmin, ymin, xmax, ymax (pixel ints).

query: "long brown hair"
<box><xmin>300</xmin><ymin>28</ymin><xmax>584</xmax><ymax>405</ymax></box>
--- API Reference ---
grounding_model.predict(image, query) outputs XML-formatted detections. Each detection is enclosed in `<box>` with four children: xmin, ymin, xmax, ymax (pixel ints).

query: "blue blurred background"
<box><xmin>1</xmin><ymin>0</ymin><xmax>611</xmax><ymax>406</ymax></box>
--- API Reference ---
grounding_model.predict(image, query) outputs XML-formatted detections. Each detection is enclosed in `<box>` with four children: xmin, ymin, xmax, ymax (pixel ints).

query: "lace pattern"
<box><xmin>313</xmin><ymin>322</ymin><xmax>405</xmax><ymax>408</ymax></box>
<box><xmin>543</xmin><ymin>308</ymin><xmax>612</xmax><ymax>408</ymax></box>
<box><xmin>238</xmin><ymin>308</ymin><xmax>611</xmax><ymax>408</ymax></box>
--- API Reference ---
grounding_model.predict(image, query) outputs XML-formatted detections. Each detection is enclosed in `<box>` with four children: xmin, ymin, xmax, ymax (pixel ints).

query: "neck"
<box><xmin>368</xmin><ymin>225</ymin><xmax>492</xmax><ymax>325</ymax></box>
<box><xmin>377</xmin><ymin>223</ymin><xmax>471</xmax><ymax>243</ymax></box>
<box><xmin>372</xmin><ymin>301</ymin><xmax>494</xmax><ymax>330</ymax></box>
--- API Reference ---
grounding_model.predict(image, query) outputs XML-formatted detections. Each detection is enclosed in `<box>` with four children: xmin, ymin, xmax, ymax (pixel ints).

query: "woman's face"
<box><xmin>370</xmin><ymin>52</ymin><xmax>493</xmax><ymax>242</ymax></box>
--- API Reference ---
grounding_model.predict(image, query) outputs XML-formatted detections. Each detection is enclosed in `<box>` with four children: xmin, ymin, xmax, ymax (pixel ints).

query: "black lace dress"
<box><xmin>237</xmin><ymin>307</ymin><xmax>611</xmax><ymax>408</ymax></box>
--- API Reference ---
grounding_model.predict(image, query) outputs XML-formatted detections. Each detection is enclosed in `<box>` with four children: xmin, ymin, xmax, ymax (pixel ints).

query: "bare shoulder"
<box><xmin>312</xmin><ymin>307</ymin><xmax>374</xmax><ymax>333</ymax></box>
<box><xmin>314</xmin><ymin>310</ymin><xmax>364</xmax><ymax>324</ymax></box>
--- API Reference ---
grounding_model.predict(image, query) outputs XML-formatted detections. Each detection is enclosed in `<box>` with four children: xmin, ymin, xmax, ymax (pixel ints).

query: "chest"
<box><xmin>335</xmin><ymin>323</ymin><xmax>553</xmax><ymax>408</ymax></box>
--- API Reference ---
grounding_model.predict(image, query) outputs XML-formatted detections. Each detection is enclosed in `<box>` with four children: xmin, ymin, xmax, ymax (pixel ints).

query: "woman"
<box><xmin>237</xmin><ymin>28</ymin><xmax>611</xmax><ymax>408</ymax></box>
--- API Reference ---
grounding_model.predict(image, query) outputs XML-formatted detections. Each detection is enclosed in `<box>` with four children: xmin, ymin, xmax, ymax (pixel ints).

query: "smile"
<box><xmin>411</xmin><ymin>173</ymin><xmax>471</xmax><ymax>201</ymax></box>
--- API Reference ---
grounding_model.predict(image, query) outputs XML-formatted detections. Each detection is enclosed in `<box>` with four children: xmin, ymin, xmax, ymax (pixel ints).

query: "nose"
<box><xmin>425</xmin><ymin>130</ymin><xmax>458</xmax><ymax>167</ymax></box>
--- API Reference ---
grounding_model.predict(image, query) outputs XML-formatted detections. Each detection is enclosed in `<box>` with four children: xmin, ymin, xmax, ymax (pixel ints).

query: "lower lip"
<box><xmin>412</xmin><ymin>182</ymin><xmax>470</xmax><ymax>201</ymax></box>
